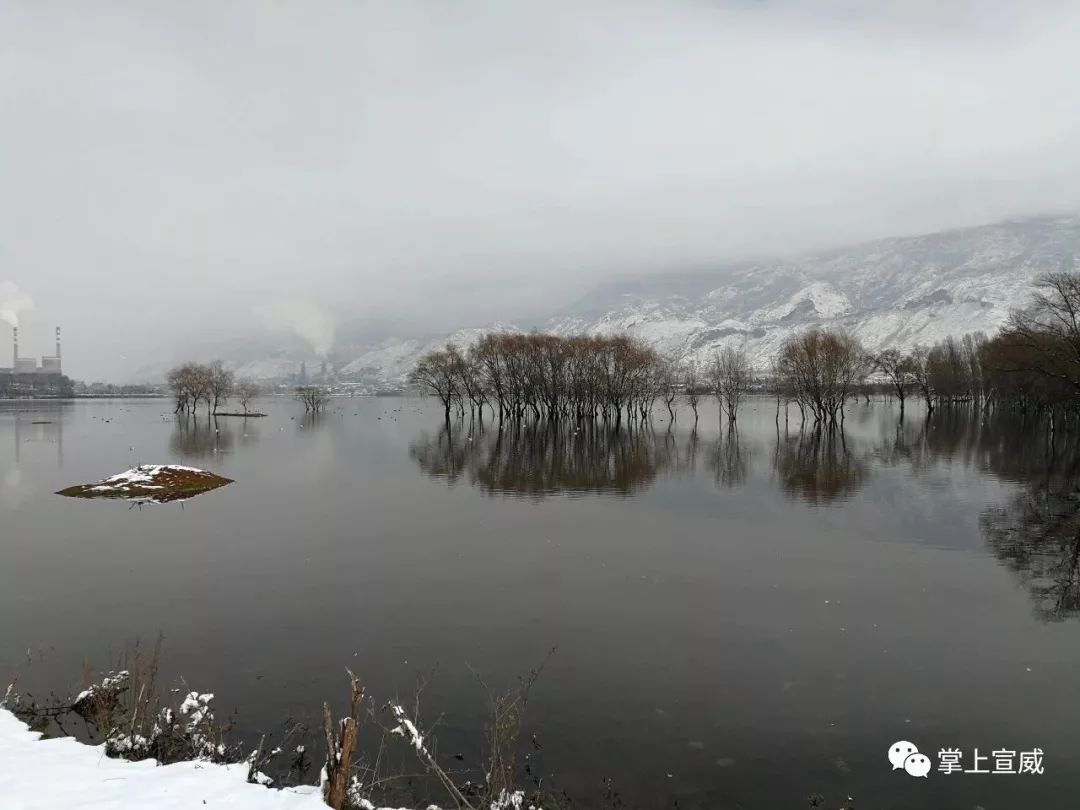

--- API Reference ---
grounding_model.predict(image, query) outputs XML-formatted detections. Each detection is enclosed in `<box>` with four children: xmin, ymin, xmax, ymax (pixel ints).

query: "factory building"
<box><xmin>0</xmin><ymin>325</ymin><xmax>71</xmax><ymax>396</ymax></box>
<box><xmin>1</xmin><ymin>326</ymin><xmax>62</xmax><ymax>376</ymax></box>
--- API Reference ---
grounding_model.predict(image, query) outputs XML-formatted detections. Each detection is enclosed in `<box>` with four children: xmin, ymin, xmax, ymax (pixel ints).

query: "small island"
<box><xmin>56</xmin><ymin>465</ymin><xmax>233</xmax><ymax>504</ymax></box>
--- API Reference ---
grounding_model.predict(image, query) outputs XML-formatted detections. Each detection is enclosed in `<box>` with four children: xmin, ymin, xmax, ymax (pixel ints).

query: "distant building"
<box><xmin>0</xmin><ymin>326</ymin><xmax>71</xmax><ymax>398</ymax></box>
<box><xmin>0</xmin><ymin>326</ymin><xmax>62</xmax><ymax>376</ymax></box>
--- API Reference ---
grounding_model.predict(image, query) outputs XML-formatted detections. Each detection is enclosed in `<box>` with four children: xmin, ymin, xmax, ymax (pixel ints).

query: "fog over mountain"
<box><xmin>3</xmin><ymin>1</ymin><xmax>1080</xmax><ymax>380</ymax></box>
<box><xmin>250</xmin><ymin>215</ymin><xmax>1076</xmax><ymax>389</ymax></box>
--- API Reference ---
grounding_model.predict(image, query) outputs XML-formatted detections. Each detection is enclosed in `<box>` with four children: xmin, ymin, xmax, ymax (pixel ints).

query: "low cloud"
<box><xmin>2</xmin><ymin>1</ymin><xmax>1079</xmax><ymax>379</ymax></box>
<box><xmin>256</xmin><ymin>299</ymin><xmax>336</xmax><ymax>358</ymax></box>
<box><xmin>0</xmin><ymin>281</ymin><xmax>33</xmax><ymax>328</ymax></box>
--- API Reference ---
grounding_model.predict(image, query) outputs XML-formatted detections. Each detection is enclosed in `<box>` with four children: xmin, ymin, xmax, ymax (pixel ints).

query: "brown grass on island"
<box><xmin>56</xmin><ymin>464</ymin><xmax>233</xmax><ymax>503</ymax></box>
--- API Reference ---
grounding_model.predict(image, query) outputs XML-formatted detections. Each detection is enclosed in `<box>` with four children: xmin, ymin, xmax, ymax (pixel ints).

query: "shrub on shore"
<box><xmin>3</xmin><ymin>643</ymin><xmax>558</xmax><ymax>810</ymax></box>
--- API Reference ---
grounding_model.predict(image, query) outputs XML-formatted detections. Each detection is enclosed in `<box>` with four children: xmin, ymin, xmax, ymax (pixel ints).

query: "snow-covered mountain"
<box><xmin>333</xmin><ymin>215</ymin><xmax>1080</xmax><ymax>387</ymax></box>
<box><xmin>134</xmin><ymin>215</ymin><xmax>1076</xmax><ymax>388</ymax></box>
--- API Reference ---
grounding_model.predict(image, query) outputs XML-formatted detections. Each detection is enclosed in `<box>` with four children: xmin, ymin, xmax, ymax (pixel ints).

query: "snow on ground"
<box><xmin>0</xmin><ymin>706</ymin><xmax>516</xmax><ymax>810</ymax></box>
<box><xmin>753</xmin><ymin>281</ymin><xmax>851</xmax><ymax>323</ymax></box>
<box><xmin>89</xmin><ymin>464</ymin><xmax>207</xmax><ymax>491</ymax></box>
<box><xmin>0</xmin><ymin>708</ymin><xmax>326</xmax><ymax>810</ymax></box>
<box><xmin>57</xmin><ymin>465</ymin><xmax>234</xmax><ymax>504</ymax></box>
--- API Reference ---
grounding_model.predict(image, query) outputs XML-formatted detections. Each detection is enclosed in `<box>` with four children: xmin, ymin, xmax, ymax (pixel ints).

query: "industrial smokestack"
<box><xmin>12</xmin><ymin>326</ymin><xmax>17</xmax><ymax>367</ymax></box>
<box><xmin>55</xmin><ymin>326</ymin><xmax>61</xmax><ymax>361</ymax></box>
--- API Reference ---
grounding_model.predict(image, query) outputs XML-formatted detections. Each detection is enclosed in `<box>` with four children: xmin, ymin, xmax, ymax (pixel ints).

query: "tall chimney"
<box><xmin>12</xmin><ymin>326</ymin><xmax>17</xmax><ymax>367</ymax></box>
<box><xmin>55</xmin><ymin>327</ymin><xmax>61</xmax><ymax>362</ymax></box>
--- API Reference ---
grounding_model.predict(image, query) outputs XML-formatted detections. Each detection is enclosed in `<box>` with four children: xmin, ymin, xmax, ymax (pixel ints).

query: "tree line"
<box><xmin>409</xmin><ymin>272</ymin><xmax>1080</xmax><ymax>428</ymax></box>
<box><xmin>864</xmin><ymin>273</ymin><xmax>1080</xmax><ymax>421</ymax></box>
<box><xmin>166</xmin><ymin>361</ymin><xmax>260</xmax><ymax>415</ymax></box>
<box><xmin>760</xmin><ymin>273</ymin><xmax>1080</xmax><ymax>426</ymax></box>
<box><xmin>407</xmin><ymin>332</ymin><xmax>763</xmax><ymax>427</ymax></box>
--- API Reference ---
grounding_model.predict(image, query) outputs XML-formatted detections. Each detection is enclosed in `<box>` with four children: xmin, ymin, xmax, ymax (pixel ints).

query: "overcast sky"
<box><xmin>2</xmin><ymin>0</ymin><xmax>1079</xmax><ymax>380</ymax></box>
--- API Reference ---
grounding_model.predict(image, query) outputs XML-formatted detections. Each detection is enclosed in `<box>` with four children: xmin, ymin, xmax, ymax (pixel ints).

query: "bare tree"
<box><xmin>235</xmin><ymin>378</ymin><xmax>260</xmax><ymax>415</ymax></box>
<box><xmin>409</xmin><ymin>344</ymin><xmax>461</xmax><ymax>423</ymax></box>
<box><xmin>775</xmin><ymin>329</ymin><xmax>865</xmax><ymax>424</ymax></box>
<box><xmin>769</xmin><ymin>357</ymin><xmax>788</xmax><ymax>424</ymax></box>
<box><xmin>908</xmin><ymin>345</ymin><xmax>934</xmax><ymax>414</ymax></box>
<box><xmin>166</xmin><ymin>361</ymin><xmax>220</xmax><ymax>416</ymax></box>
<box><xmin>459</xmin><ymin>345</ymin><xmax>489</xmax><ymax>418</ymax></box>
<box><xmin>659</xmin><ymin>355</ymin><xmax>680</xmax><ymax>422</ymax></box>
<box><xmin>684</xmin><ymin>361</ymin><xmax>701</xmax><ymax>423</ymax></box>
<box><xmin>1006</xmin><ymin>272</ymin><xmax>1080</xmax><ymax>394</ymax></box>
<box><xmin>207</xmin><ymin>360</ymin><xmax>234</xmax><ymax>415</ymax></box>
<box><xmin>167</xmin><ymin>363</ymin><xmax>196</xmax><ymax>413</ymax></box>
<box><xmin>410</xmin><ymin>333</ymin><xmax>664</xmax><ymax>428</ymax></box>
<box><xmin>709</xmin><ymin>346</ymin><xmax>752</xmax><ymax>422</ymax></box>
<box><xmin>875</xmin><ymin>348</ymin><xmax>915</xmax><ymax>415</ymax></box>
<box><xmin>295</xmin><ymin>386</ymin><xmax>328</xmax><ymax>413</ymax></box>
<box><xmin>191</xmin><ymin>364</ymin><xmax>215</xmax><ymax>416</ymax></box>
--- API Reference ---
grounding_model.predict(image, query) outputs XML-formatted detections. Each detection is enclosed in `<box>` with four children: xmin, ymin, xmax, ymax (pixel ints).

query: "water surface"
<box><xmin>2</xmin><ymin>397</ymin><xmax>1079</xmax><ymax>808</ymax></box>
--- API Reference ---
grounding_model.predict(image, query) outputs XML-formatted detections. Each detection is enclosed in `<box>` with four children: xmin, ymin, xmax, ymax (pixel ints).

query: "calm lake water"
<box><xmin>3</xmin><ymin>396</ymin><xmax>1080</xmax><ymax>808</ymax></box>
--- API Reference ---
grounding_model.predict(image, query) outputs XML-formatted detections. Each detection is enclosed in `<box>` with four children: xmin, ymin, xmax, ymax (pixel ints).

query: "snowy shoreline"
<box><xmin>0</xmin><ymin>704</ymin><xmax>539</xmax><ymax>810</ymax></box>
<box><xmin>0</xmin><ymin>707</ymin><xmax>331</xmax><ymax>810</ymax></box>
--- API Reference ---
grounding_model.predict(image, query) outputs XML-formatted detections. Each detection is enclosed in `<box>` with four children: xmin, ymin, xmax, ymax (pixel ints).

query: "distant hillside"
<box><xmin>333</xmin><ymin>214</ymin><xmax>1080</xmax><ymax>387</ymax></box>
<box><xmin>136</xmin><ymin>215</ymin><xmax>1080</xmax><ymax>389</ymax></box>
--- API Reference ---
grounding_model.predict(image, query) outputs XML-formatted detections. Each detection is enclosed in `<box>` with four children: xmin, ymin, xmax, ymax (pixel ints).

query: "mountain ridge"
<box><xmin>163</xmin><ymin>214</ymin><xmax>1080</xmax><ymax>388</ymax></box>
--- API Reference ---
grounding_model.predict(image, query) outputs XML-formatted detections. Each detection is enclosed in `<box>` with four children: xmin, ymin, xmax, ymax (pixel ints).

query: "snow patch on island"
<box><xmin>56</xmin><ymin>465</ymin><xmax>234</xmax><ymax>504</ymax></box>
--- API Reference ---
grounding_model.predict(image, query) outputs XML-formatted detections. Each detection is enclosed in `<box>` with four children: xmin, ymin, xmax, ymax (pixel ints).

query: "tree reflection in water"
<box><xmin>170</xmin><ymin>416</ymin><xmax>236</xmax><ymax>459</ymax></box>
<box><xmin>773</xmin><ymin>426</ymin><xmax>868</xmax><ymax>505</ymax></box>
<box><xmin>976</xmin><ymin>415</ymin><xmax>1080</xmax><ymax>622</ymax></box>
<box><xmin>876</xmin><ymin>408</ymin><xmax>1057</xmax><ymax>480</ymax></box>
<box><xmin>409</xmin><ymin>404</ymin><xmax>1080</xmax><ymax>621</ymax></box>
<box><xmin>707</xmin><ymin>424</ymin><xmax>749</xmax><ymax>489</ymax></box>
<box><xmin>410</xmin><ymin>421</ymin><xmax>674</xmax><ymax>498</ymax></box>
<box><xmin>983</xmin><ymin>487</ymin><xmax>1080</xmax><ymax>621</ymax></box>
<box><xmin>874</xmin><ymin>407</ymin><xmax>1080</xmax><ymax>622</ymax></box>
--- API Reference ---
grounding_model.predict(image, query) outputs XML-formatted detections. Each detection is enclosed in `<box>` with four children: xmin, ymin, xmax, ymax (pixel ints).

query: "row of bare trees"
<box><xmin>410</xmin><ymin>334</ymin><xmax>661</xmax><ymax>427</ymax></box>
<box><xmin>408</xmin><ymin>332</ymin><xmax>648</xmax><ymax>427</ymax></box>
<box><xmin>168</xmin><ymin>359</ymin><xmax>331</xmax><ymax>415</ymax></box>
<box><xmin>774</xmin><ymin>329</ymin><xmax>867</xmax><ymax>424</ymax></box>
<box><xmin>981</xmin><ymin>273</ymin><xmax>1080</xmax><ymax>416</ymax></box>
<box><xmin>765</xmin><ymin>273</ymin><xmax>1080</xmax><ymax>424</ymax></box>
<box><xmin>408</xmin><ymin>272</ymin><xmax>1080</xmax><ymax>428</ymax></box>
<box><xmin>409</xmin><ymin>333</ymin><xmax>761</xmax><ymax>428</ymax></box>
<box><xmin>407</xmin><ymin>326</ymin><xmax>976</xmax><ymax>430</ymax></box>
<box><xmin>166</xmin><ymin>361</ymin><xmax>259</xmax><ymax>415</ymax></box>
<box><xmin>863</xmin><ymin>274</ymin><xmax>1080</xmax><ymax>419</ymax></box>
<box><xmin>295</xmin><ymin>385</ymin><xmax>328</xmax><ymax>413</ymax></box>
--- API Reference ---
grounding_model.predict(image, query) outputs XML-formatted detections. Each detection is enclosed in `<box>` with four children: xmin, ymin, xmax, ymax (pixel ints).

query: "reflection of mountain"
<box><xmin>410</xmin><ymin>423</ymin><xmax>673</xmax><ymax>498</ymax></box>
<box><xmin>774</xmin><ymin>428</ymin><xmax>868</xmax><ymax>505</ymax></box>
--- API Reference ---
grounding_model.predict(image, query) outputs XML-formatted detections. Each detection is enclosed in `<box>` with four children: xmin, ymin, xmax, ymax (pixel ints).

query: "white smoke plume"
<box><xmin>0</xmin><ymin>281</ymin><xmax>34</xmax><ymax>328</ymax></box>
<box><xmin>257</xmin><ymin>299</ymin><xmax>335</xmax><ymax>357</ymax></box>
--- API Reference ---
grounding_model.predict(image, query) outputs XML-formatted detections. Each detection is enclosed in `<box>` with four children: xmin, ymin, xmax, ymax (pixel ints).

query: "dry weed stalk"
<box><xmin>323</xmin><ymin>669</ymin><xmax>364</xmax><ymax>809</ymax></box>
<box><xmin>473</xmin><ymin>648</ymin><xmax>553</xmax><ymax>805</ymax></box>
